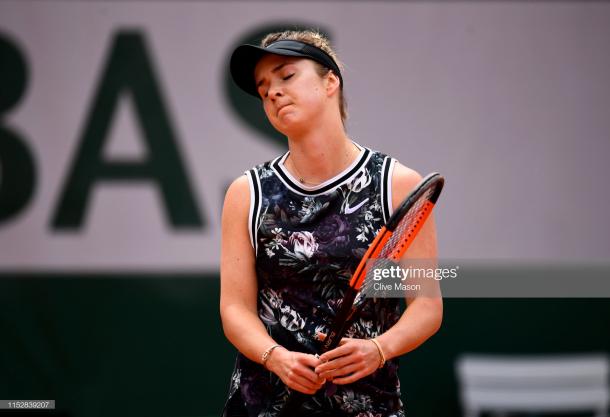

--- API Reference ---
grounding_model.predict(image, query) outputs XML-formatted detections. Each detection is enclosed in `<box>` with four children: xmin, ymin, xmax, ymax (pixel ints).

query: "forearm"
<box><xmin>221</xmin><ymin>303</ymin><xmax>278</xmax><ymax>365</ymax></box>
<box><xmin>375</xmin><ymin>297</ymin><xmax>443</xmax><ymax>361</ymax></box>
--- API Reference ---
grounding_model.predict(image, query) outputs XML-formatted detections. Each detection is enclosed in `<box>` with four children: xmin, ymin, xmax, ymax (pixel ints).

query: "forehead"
<box><xmin>254</xmin><ymin>55</ymin><xmax>310</xmax><ymax>81</ymax></box>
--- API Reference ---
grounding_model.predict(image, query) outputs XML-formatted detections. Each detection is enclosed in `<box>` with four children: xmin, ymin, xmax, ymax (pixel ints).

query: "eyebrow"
<box><xmin>256</xmin><ymin>63</ymin><xmax>288</xmax><ymax>89</ymax></box>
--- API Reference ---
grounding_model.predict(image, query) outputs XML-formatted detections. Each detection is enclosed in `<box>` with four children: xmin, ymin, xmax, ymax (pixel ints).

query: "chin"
<box><xmin>273</xmin><ymin>115</ymin><xmax>307</xmax><ymax>135</ymax></box>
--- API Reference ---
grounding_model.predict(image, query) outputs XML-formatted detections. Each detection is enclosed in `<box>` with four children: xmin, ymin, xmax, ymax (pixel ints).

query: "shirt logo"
<box><xmin>344</xmin><ymin>198</ymin><xmax>369</xmax><ymax>215</ymax></box>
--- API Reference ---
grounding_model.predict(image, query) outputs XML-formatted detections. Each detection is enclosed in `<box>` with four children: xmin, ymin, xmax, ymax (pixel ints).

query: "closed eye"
<box><xmin>258</xmin><ymin>73</ymin><xmax>294</xmax><ymax>98</ymax></box>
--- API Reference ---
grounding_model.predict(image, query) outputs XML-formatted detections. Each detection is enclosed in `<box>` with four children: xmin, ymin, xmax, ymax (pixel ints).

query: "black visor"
<box><xmin>230</xmin><ymin>40</ymin><xmax>343</xmax><ymax>98</ymax></box>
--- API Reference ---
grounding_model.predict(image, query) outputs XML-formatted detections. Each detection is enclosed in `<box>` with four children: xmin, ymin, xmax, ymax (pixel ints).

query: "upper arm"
<box><xmin>220</xmin><ymin>174</ymin><xmax>258</xmax><ymax>315</ymax></box>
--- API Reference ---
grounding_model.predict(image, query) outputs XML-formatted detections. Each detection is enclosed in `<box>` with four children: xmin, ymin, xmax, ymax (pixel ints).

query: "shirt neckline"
<box><xmin>272</xmin><ymin>142</ymin><xmax>370</xmax><ymax>196</ymax></box>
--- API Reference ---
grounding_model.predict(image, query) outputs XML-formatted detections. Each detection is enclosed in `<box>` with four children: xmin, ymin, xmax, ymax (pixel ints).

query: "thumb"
<box><xmin>316</xmin><ymin>331</ymin><xmax>349</xmax><ymax>346</ymax></box>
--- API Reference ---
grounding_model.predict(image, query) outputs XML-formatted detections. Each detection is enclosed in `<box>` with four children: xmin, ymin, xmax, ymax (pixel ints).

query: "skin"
<box><xmin>220</xmin><ymin>52</ymin><xmax>443</xmax><ymax>394</ymax></box>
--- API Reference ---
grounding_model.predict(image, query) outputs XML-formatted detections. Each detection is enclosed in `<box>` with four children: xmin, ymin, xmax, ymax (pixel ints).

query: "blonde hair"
<box><xmin>260</xmin><ymin>30</ymin><xmax>348</xmax><ymax>125</ymax></box>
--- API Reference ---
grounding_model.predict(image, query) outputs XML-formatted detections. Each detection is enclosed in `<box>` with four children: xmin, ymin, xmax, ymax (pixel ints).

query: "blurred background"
<box><xmin>1</xmin><ymin>1</ymin><xmax>609</xmax><ymax>416</ymax></box>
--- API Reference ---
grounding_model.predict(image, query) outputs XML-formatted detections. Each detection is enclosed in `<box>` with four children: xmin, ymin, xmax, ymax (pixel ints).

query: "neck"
<box><xmin>285</xmin><ymin>125</ymin><xmax>358</xmax><ymax>186</ymax></box>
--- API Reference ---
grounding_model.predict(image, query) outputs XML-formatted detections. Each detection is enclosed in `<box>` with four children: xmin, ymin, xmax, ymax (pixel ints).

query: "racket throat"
<box><xmin>322</xmin><ymin>288</ymin><xmax>359</xmax><ymax>352</ymax></box>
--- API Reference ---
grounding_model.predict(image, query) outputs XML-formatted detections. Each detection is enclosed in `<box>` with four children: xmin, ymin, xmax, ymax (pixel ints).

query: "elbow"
<box><xmin>421</xmin><ymin>297</ymin><xmax>443</xmax><ymax>337</ymax></box>
<box><xmin>219</xmin><ymin>302</ymin><xmax>253</xmax><ymax>344</ymax></box>
<box><xmin>431</xmin><ymin>297</ymin><xmax>443</xmax><ymax>335</ymax></box>
<box><xmin>219</xmin><ymin>303</ymin><xmax>234</xmax><ymax>341</ymax></box>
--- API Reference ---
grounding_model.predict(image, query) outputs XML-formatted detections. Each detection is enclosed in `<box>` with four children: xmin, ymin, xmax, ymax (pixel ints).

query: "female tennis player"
<box><xmin>220</xmin><ymin>29</ymin><xmax>443</xmax><ymax>417</ymax></box>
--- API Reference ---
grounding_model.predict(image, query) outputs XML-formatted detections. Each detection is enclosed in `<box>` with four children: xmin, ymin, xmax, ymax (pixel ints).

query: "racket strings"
<box><xmin>380</xmin><ymin>189</ymin><xmax>435</xmax><ymax>260</ymax></box>
<box><xmin>355</xmin><ymin>257</ymin><xmax>397</xmax><ymax>304</ymax></box>
<box><xmin>355</xmin><ymin>188</ymin><xmax>436</xmax><ymax>304</ymax></box>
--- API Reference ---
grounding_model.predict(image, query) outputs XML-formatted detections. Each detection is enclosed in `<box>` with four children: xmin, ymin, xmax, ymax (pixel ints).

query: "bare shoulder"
<box><xmin>221</xmin><ymin>173</ymin><xmax>254</xmax><ymax>262</ymax></box>
<box><xmin>225</xmin><ymin>174</ymin><xmax>250</xmax><ymax>196</ymax></box>
<box><xmin>391</xmin><ymin>162</ymin><xmax>423</xmax><ymax>209</ymax></box>
<box><xmin>223</xmin><ymin>174</ymin><xmax>250</xmax><ymax>215</ymax></box>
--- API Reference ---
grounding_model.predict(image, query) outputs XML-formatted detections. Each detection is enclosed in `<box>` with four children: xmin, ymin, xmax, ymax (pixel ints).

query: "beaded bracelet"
<box><xmin>369</xmin><ymin>338</ymin><xmax>386</xmax><ymax>369</ymax></box>
<box><xmin>261</xmin><ymin>344</ymin><xmax>282</xmax><ymax>369</ymax></box>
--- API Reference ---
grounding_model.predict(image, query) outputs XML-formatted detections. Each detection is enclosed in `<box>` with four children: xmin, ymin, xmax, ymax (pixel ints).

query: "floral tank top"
<box><xmin>223</xmin><ymin>143</ymin><xmax>406</xmax><ymax>417</ymax></box>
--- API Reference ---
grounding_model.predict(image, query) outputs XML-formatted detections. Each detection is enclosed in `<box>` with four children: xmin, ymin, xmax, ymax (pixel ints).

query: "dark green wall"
<box><xmin>1</xmin><ymin>274</ymin><xmax>608</xmax><ymax>417</ymax></box>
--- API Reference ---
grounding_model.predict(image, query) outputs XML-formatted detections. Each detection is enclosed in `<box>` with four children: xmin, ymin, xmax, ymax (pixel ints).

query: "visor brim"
<box><xmin>230</xmin><ymin>44</ymin><xmax>312</xmax><ymax>99</ymax></box>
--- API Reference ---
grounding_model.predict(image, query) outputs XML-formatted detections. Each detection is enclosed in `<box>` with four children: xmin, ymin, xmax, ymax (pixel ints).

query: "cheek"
<box><xmin>298</xmin><ymin>79</ymin><xmax>325</xmax><ymax>105</ymax></box>
<box><xmin>263</xmin><ymin>101</ymin><xmax>275</xmax><ymax>118</ymax></box>
<box><xmin>300</xmin><ymin>90</ymin><xmax>326</xmax><ymax>115</ymax></box>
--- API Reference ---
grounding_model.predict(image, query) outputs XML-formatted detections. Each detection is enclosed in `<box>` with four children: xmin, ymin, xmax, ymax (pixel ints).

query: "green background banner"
<box><xmin>1</xmin><ymin>274</ymin><xmax>609</xmax><ymax>417</ymax></box>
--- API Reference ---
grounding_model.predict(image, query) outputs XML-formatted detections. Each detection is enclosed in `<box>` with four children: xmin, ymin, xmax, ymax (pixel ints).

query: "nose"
<box><xmin>267</xmin><ymin>81</ymin><xmax>283</xmax><ymax>100</ymax></box>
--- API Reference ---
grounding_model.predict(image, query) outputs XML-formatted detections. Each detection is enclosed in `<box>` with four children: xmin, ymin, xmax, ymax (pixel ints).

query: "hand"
<box><xmin>314</xmin><ymin>333</ymin><xmax>382</xmax><ymax>385</ymax></box>
<box><xmin>265</xmin><ymin>347</ymin><xmax>326</xmax><ymax>394</ymax></box>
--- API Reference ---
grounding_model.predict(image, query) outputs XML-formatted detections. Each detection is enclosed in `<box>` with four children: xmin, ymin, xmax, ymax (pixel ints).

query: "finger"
<box><xmin>315</xmin><ymin>353</ymin><xmax>355</xmax><ymax>374</ymax></box>
<box><xmin>318</xmin><ymin>343</ymin><xmax>354</xmax><ymax>363</ymax></box>
<box><xmin>326</xmin><ymin>363</ymin><xmax>361</xmax><ymax>380</ymax></box>
<box><xmin>300</xmin><ymin>353</ymin><xmax>322</xmax><ymax>368</ymax></box>
<box><xmin>332</xmin><ymin>369</ymin><xmax>367</xmax><ymax>385</ymax></box>
<box><xmin>293</xmin><ymin>363</ymin><xmax>326</xmax><ymax>385</ymax></box>
<box><xmin>288</xmin><ymin>370</ymin><xmax>324</xmax><ymax>392</ymax></box>
<box><xmin>317</xmin><ymin>331</ymin><xmax>350</xmax><ymax>346</ymax></box>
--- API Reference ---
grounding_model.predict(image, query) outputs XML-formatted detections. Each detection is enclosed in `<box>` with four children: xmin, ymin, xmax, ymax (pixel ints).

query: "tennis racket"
<box><xmin>278</xmin><ymin>172</ymin><xmax>445</xmax><ymax>417</ymax></box>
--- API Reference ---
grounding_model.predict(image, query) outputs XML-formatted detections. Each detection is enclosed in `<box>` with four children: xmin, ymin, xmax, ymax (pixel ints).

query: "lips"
<box><xmin>277</xmin><ymin>103</ymin><xmax>292</xmax><ymax>115</ymax></box>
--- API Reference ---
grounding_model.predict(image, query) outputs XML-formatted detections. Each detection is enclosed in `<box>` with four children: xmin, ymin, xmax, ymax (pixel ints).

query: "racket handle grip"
<box><xmin>278</xmin><ymin>390</ymin><xmax>309</xmax><ymax>417</ymax></box>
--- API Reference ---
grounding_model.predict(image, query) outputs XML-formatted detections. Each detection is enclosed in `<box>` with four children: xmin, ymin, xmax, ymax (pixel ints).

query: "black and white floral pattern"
<box><xmin>223</xmin><ymin>150</ymin><xmax>405</xmax><ymax>417</ymax></box>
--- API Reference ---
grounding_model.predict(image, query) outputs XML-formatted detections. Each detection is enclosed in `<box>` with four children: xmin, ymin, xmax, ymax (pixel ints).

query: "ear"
<box><xmin>325</xmin><ymin>71</ymin><xmax>341</xmax><ymax>97</ymax></box>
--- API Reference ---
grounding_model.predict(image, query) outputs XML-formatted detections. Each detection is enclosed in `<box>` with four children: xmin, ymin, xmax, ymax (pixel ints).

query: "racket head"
<box><xmin>380</xmin><ymin>172</ymin><xmax>443</xmax><ymax>260</ymax></box>
<box><xmin>355</xmin><ymin>172</ymin><xmax>444</xmax><ymax>301</ymax></box>
<box><xmin>350</xmin><ymin>172</ymin><xmax>444</xmax><ymax>290</ymax></box>
<box><xmin>386</xmin><ymin>172</ymin><xmax>444</xmax><ymax>231</ymax></box>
